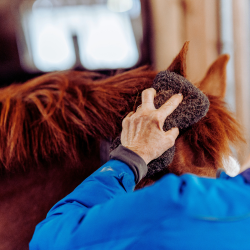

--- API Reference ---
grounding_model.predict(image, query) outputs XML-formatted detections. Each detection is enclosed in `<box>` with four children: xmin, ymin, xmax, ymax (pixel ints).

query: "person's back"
<box><xmin>30</xmin><ymin>89</ymin><xmax>250</xmax><ymax>249</ymax></box>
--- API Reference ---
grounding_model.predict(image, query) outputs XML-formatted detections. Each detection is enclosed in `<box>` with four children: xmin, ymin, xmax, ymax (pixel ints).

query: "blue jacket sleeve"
<box><xmin>29</xmin><ymin>159</ymin><xmax>136</xmax><ymax>250</ymax></box>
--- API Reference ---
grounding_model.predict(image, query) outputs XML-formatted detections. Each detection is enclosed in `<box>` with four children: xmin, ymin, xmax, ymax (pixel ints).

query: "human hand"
<box><xmin>121</xmin><ymin>88</ymin><xmax>183</xmax><ymax>164</ymax></box>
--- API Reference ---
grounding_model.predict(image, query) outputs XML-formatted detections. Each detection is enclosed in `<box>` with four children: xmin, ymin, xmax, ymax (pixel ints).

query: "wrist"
<box><xmin>110</xmin><ymin>145</ymin><xmax>148</xmax><ymax>183</ymax></box>
<box><xmin>124</xmin><ymin>147</ymin><xmax>150</xmax><ymax>164</ymax></box>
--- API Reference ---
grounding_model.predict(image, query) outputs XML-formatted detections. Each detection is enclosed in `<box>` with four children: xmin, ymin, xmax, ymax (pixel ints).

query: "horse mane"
<box><xmin>0</xmin><ymin>67</ymin><xmax>156</xmax><ymax>173</ymax></box>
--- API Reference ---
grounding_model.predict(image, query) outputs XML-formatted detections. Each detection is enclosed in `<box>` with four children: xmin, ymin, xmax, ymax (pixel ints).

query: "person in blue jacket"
<box><xmin>30</xmin><ymin>88</ymin><xmax>250</xmax><ymax>250</ymax></box>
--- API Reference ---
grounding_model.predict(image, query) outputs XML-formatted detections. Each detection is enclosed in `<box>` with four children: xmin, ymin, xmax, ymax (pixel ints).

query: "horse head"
<box><xmin>136</xmin><ymin>42</ymin><xmax>245</xmax><ymax>188</ymax></box>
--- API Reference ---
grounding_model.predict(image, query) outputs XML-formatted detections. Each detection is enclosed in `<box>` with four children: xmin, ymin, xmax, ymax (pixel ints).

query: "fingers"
<box><xmin>122</xmin><ymin>111</ymin><xmax>134</xmax><ymax>128</ymax></box>
<box><xmin>156</xmin><ymin>94</ymin><xmax>183</xmax><ymax>126</ymax></box>
<box><xmin>141</xmin><ymin>88</ymin><xmax>156</xmax><ymax>110</ymax></box>
<box><xmin>158</xmin><ymin>94</ymin><xmax>183</xmax><ymax>115</ymax></box>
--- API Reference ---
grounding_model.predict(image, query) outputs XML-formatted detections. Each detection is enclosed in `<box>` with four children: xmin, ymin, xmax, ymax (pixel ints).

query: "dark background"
<box><xmin>0</xmin><ymin>0</ymin><xmax>152</xmax><ymax>87</ymax></box>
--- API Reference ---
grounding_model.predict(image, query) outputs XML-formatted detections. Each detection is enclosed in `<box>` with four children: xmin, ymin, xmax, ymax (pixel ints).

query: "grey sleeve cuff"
<box><xmin>110</xmin><ymin>145</ymin><xmax>148</xmax><ymax>184</ymax></box>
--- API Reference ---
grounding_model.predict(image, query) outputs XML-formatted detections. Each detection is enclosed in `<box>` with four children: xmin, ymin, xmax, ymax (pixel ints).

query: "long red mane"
<box><xmin>0</xmin><ymin>67</ymin><xmax>156</xmax><ymax>173</ymax></box>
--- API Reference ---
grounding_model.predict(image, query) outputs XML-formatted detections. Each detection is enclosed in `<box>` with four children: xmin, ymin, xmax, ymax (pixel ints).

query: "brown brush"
<box><xmin>111</xmin><ymin>70</ymin><xmax>210</xmax><ymax>178</ymax></box>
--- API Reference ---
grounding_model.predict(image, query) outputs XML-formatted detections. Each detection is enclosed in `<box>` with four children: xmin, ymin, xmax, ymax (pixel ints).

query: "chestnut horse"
<box><xmin>0</xmin><ymin>42</ymin><xmax>245</xmax><ymax>250</ymax></box>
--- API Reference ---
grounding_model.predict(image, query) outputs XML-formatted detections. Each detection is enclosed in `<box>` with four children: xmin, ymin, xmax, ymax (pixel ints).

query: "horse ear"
<box><xmin>167</xmin><ymin>41</ymin><xmax>189</xmax><ymax>78</ymax></box>
<box><xmin>197</xmin><ymin>54</ymin><xmax>230</xmax><ymax>99</ymax></box>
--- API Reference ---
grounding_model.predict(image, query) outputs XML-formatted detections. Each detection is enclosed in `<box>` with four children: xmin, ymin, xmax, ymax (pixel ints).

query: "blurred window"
<box><xmin>18</xmin><ymin>0</ymin><xmax>142</xmax><ymax>72</ymax></box>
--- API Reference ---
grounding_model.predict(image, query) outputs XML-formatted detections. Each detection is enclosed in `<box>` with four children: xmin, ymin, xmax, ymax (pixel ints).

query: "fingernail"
<box><xmin>177</xmin><ymin>93</ymin><xmax>183</xmax><ymax>96</ymax></box>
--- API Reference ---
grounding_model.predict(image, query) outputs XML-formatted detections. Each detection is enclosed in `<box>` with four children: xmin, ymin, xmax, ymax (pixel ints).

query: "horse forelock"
<box><xmin>0</xmin><ymin>67</ymin><xmax>156</xmax><ymax>173</ymax></box>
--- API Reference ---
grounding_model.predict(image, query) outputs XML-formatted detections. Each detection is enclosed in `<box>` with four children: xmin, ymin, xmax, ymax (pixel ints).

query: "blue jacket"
<box><xmin>30</xmin><ymin>147</ymin><xmax>250</xmax><ymax>250</ymax></box>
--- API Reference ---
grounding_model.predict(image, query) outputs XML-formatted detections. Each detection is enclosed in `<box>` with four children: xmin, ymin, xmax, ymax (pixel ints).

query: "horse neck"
<box><xmin>0</xmin><ymin>143</ymin><xmax>100</xmax><ymax>250</ymax></box>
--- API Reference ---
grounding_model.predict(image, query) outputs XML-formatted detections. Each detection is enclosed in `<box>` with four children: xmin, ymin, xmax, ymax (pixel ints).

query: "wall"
<box><xmin>149</xmin><ymin>0</ymin><xmax>219</xmax><ymax>82</ymax></box>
